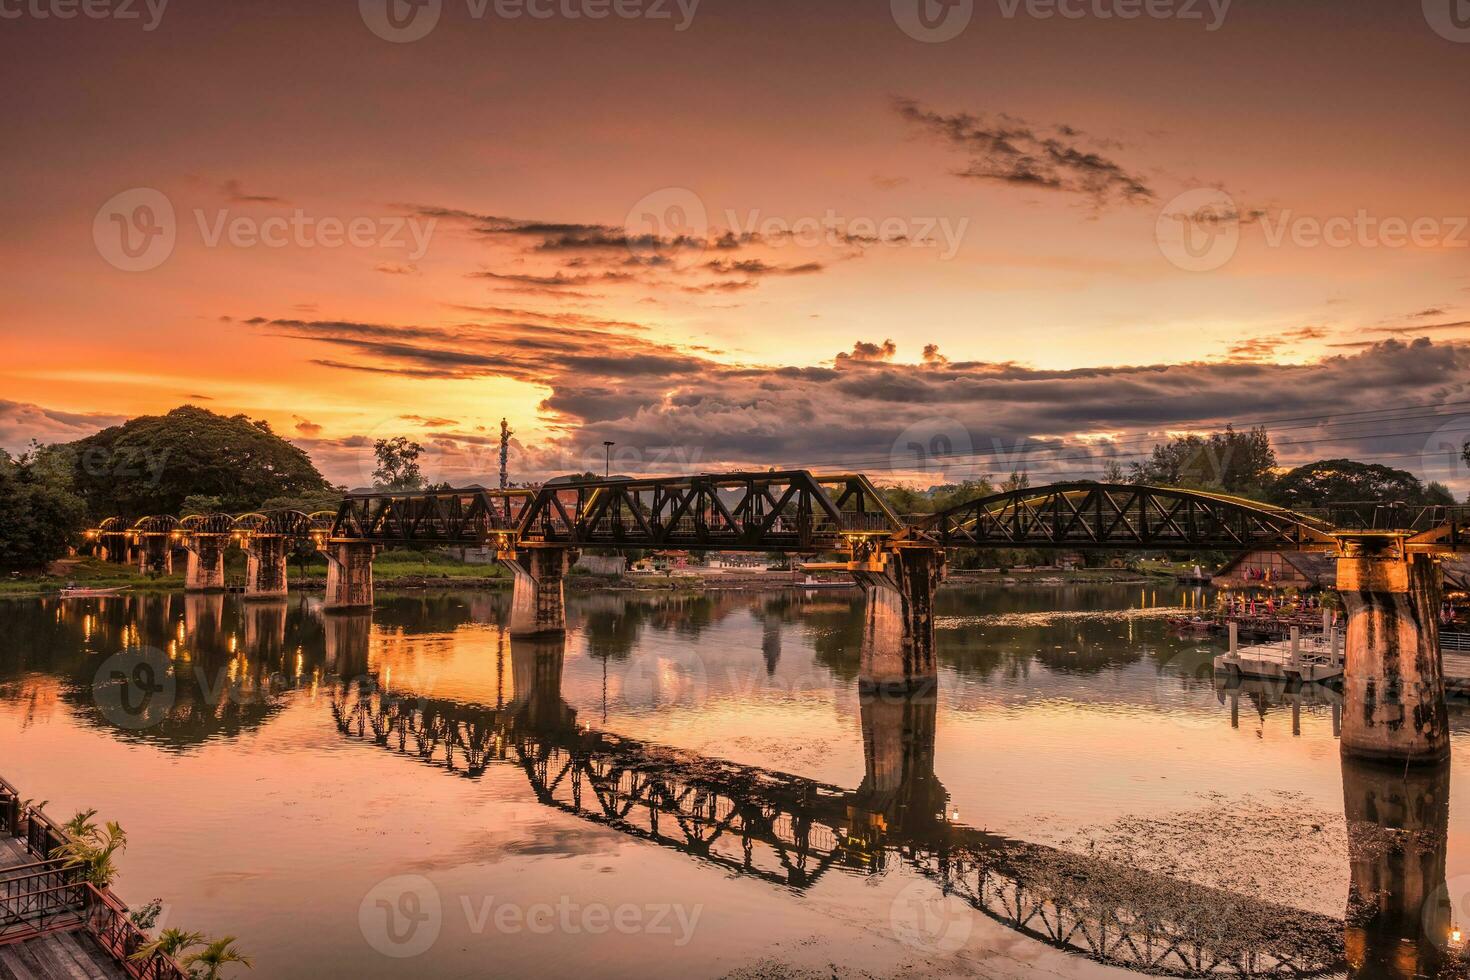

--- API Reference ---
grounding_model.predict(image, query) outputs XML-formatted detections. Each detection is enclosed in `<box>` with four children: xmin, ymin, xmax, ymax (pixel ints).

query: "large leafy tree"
<box><xmin>0</xmin><ymin>445</ymin><xmax>89</xmax><ymax>569</ymax></box>
<box><xmin>371</xmin><ymin>436</ymin><xmax>424</xmax><ymax>491</ymax></box>
<box><xmin>1130</xmin><ymin>425</ymin><xmax>1277</xmax><ymax>497</ymax></box>
<box><xmin>64</xmin><ymin>405</ymin><xmax>329</xmax><ymax>517</ymax></box>
<box><xmin>1269</xmin><ymin>458</ymin><xmax>1431</xmax><ymax>508</ymax></box>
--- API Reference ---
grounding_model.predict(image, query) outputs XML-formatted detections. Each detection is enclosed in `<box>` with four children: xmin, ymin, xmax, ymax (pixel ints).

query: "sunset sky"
<box><xmin>5</xmin><ymin>0</ymin><xmax>1470</xmax><ymax>491</ymax></box>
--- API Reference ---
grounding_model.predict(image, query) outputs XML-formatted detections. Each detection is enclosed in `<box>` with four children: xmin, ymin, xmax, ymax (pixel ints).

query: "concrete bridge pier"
<box><xmin>851</xmin><ymin>547</ymin><xmax>945</xmax><ymax>692</ymax></box>
<box><xmin>182</xmin><ymin>536</ymin><xmax>226</xmax><ymax>592</ymax></box>
<box><xmin>136</xmin><ymin>537</ymin><xmax>173</xmax><ymax>575</ymax></box>
<box><xmin>243</xmin><ymin>537</ymin><xmax>288</xmax><ymax>600</ymax></box>
<box><xmin>501</xmin><ymin>548</ymin><xmax>577</xmax><ymax>638</ymax></box>
<box><xmin>1337</xmin><ymin>543</ymin><xmax>1450</xmax><ymax>765</ymax></box>
<box><xmin>324</xmin><ymin>542</ymin><xmax>376</xmax><ymax>611</ymax></box>
<box><xmin>509</xmin><ymin>635</ymin><xmax>577</xmax><ymax>732</ymax></box>
<box><xmin>1341</xmin><ymin>756</ymin><xmax>1453</xmax><ymax>978</ymax></box>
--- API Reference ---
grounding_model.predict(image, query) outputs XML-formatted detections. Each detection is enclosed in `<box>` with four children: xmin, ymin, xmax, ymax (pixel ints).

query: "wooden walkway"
<box><xmin>0</xmin><ymin>838</ymin><xmax>127</xmax><ymax>980</ymax></box>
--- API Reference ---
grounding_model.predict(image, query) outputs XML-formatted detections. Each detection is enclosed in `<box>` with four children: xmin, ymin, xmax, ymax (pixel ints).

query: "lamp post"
<box><xmin>603</xmin><ymin>441</ymin><xmax>614</xmax><ymax>478</ymax></box>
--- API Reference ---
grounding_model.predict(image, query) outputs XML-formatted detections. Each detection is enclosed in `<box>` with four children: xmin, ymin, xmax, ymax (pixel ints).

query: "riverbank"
<box><xmin>1</xmin><ymin>556</ymin><xmax>1175</xmax><ymax>598</ymax></box>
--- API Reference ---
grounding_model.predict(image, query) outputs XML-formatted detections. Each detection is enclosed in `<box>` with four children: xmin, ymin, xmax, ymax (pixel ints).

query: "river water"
<box><xmin>1</xmin><ymin>584</ymin><xmax>1467</xmax><ymax>978</ymax></box>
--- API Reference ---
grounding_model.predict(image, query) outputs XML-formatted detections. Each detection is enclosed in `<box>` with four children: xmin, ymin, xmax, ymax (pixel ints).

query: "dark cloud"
<box><xmin>220</xmin><ymin>178</ymin><xmax>286</xmax><ymax>205</ymax></box>
<box><xmin>243</xmin><ymin>316</ymin><xmax>1470</xmax><ymax>487</ymax></box>
<box><xmin>894</xmin><ymin>97</ymin><xmax>1154</xmax><ymax>207</ymax></box>
<box><xmin>0</xmin><ymin>401</ymin><xmax>127</xmax><ymax>453</ymax></box>
<box><xmin>1222</xmin><ymin>326</ymin><xmax>1328</xmax><ymax>362</ymax></box>
<box><xmin>292</xmin><ymin>416</ymin><xmax>323</xmax><ymax>436</ymax></box>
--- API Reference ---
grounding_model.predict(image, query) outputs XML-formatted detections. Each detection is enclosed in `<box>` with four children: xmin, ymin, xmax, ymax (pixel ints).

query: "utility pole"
<box><xmin>603</xmin><ymin>440</ymin><xmax>614</xmax><ymax>478</ymax></box>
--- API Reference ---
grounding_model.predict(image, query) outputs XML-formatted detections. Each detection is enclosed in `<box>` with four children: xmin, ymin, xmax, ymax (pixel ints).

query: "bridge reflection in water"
<box><xmin>323</xmin><ymin>628</ymin><xmax>1459</xmax><ymax>979</ymax></box>
<box><xmin>18</xmin><ymin>593</ymin><xmax>1467</xmax><ymax>977</ymax></box>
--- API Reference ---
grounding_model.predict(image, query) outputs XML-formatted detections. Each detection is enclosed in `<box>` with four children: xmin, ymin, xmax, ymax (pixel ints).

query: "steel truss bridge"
<box><xmin>90</xmin><ymin>474</ymin><xmax>1470</xmax><ymax>555</ymax></box>
<box><xmin>91</xmin><ymin>510</ymin><xmax>336</xmax><ymax>549</ymax></box>
<box><xmin>330</xmin><ymin>681</ymin><xmax>1346</xmax><ymax>977</ymax></box>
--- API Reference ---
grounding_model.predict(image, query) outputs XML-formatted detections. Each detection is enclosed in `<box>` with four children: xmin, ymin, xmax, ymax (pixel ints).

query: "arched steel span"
<box><xmin>329</xmin><ymin>681</ymin><xmax>1346</xmax><ymax>978</ymax></box>
<box><xmin>178</xmin><ymin>513</ymin><xmax>234</xmax><ymax>535</ymax></box>
<box><xmin>230</xmin><ymin>510</ymin><xmax>314</xmax><ymax>537</ymax></box>
<box><xmin>129</xmin><ymin>515</ymin><xmax>180</xmax><ymax>536</ymax></box>
<box><xmin>921</xmin><ymin>482</ymin><xmax>1342</xmax><ymax>551</ymax></box>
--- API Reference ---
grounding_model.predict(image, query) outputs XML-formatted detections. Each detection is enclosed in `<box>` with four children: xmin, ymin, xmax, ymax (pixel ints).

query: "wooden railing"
<box><xmin>1443</xmin><ymin>631</ymin><xmax>1470</xmax><ymax>652</ymax></box>
<box><xmin>0</xmin><ymin>776</ymin><xmax>190</xmax><ymax>978</ymax></box>
<box><xmin>85</xmin><ymin>886</ymin><xmax>191</xmax><ymax>980</ymax></box>
<box><xmin>0</xmin><ymin>776</ymin><xmax>19</xmax><ymax>835</ymax></box>
<box><xmin>0</xmin><ymin>878</ymin><xmax>88</xmax><ymax>942</ymax></box>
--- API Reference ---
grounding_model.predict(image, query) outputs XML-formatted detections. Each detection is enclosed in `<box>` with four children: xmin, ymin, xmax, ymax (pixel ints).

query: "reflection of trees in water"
<box><xmin>0</xmin><ymin>594</ymin><xmax>331</xmax><ymax>750</ymax></box>
<box><xmin>370</xmin><ymin>591</ymin><xmax>489</xmax><ymax>634</ymax></box>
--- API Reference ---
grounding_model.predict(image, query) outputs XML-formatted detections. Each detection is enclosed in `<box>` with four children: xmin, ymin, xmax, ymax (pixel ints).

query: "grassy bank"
<box><xmin>1</xmin><ymin>549</ymin><xmax>511</xmax><ymax>597</ymax></box>
<box><xmin>3</xmin><ymin>553</ymin><xmax>1184</xmax><ymax>598</ymax></box>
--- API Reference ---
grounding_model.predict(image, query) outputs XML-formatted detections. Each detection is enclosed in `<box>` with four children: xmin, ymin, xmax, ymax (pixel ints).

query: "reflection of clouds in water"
<box><xmin>940</xmin><ymin>607</ymin><xmax>1189</xmax><ymax>628</ymax></box>
<box><xmin>406</xmin><ymin>821</ymin><xmax>623</xmax><ymax>873</ymax></box>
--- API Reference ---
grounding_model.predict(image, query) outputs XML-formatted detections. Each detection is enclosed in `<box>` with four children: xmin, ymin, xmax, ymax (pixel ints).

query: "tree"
<box><xmin>372</xmin><ymin>437</ymin><xmax>424</xmax><ymax>491</ymax></box>
<box><xmin>183</xmin><ymin>937</ymin><xmax>253</xmax><ymax>979</ymax></box>
<box><xmin>1425</xmin><ymin>481</ymin><xmax>1456</xmax><ymax>506</ymax></box>
<box><xmin>1131</xmin><ymin>425</ymin><xmax>1276</xmax><ymax>496</ymax></box>
<box><xmin>131</xmin><ymin>928</ymin><xmax>205</xmax><ymax>964</ymax></box>
<box><xmin>0</xmin><ymin>446</ymin><xmax>88</xmax><ymax>570</ymax></box>
<box><xmin>50</xmin><ymin>811</ymin><xmax>127</xmax><ymax>888</ymax></box>
<box><xmin>1269</xmin><ymin>459</ymin><xmax>1431</xmax><ymax>508</ymax></box>
<box><xmin>64</xmin><ymin>405</ymin><xmax>328</xmax><ymax>518</ymax></box>
<box><xmin>1101</xmin><ymin>459</ymin><xmax>1126</xmax><ymax>483</ymax></box>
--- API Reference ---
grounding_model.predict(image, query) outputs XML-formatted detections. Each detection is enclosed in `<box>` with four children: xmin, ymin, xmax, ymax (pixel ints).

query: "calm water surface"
<box><xmin>2</xmin><ymin>584</ymin><xmax>1468</xmax><ymax>978</ymax></box>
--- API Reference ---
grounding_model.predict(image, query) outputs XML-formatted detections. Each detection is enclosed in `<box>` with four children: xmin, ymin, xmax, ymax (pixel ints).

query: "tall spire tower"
<box><xmin>499</xmin><ymin>418</ymin><xmax>512</xmax><ymax>489</ymax></box>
